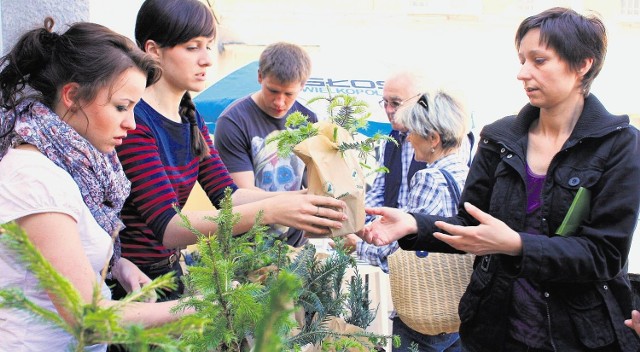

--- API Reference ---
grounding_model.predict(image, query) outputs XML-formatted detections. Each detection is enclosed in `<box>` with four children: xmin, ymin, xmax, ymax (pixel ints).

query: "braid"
<box><xmin>179</xmin><ymin>92</ymin><xmax>208</xmax><ymax>161</ymax></box>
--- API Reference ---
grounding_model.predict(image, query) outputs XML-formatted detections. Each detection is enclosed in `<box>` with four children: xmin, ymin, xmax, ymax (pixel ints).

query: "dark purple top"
<box><xmin>509</xmin><ymin>165</ymin><xmax>554</xmax><ymax>350</ymax></box>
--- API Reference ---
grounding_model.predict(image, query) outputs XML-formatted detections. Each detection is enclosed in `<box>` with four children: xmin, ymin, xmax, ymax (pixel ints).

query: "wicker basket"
<box><xmin>388</xmin><ymin>249</ymin><xmax>475</xmax><ymax>335</ymax></box>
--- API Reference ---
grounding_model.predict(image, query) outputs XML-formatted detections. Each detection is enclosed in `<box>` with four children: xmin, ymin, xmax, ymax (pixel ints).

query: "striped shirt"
<box><xmin>116</xmin><ymin>99</ymin><xmax>237</xmax><ymax>265</ymax></box>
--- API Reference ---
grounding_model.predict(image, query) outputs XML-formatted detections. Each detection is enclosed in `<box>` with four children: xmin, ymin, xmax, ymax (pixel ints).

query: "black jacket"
<box><xmin>399</xmin><ymin>95</ymin><xmax>640</xmax><ymax>351</ymax></box>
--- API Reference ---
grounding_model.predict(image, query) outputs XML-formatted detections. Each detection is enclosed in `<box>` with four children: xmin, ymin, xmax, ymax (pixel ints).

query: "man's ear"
<box><xmin>60</xmin><ymin>82</ymin><xmax>80</xmax><ymax>112</ymax></box>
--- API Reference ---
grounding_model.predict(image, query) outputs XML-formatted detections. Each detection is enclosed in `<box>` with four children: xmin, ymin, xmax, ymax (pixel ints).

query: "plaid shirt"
<box><xmin>356</xmin><ymin>154</ymin><xmax>469</xmax><ymax>273</ymax></box>
<box><xmin>365</xmin><ymin>136</ymin><xmax>415</xmax><ymax>210</ymax></box>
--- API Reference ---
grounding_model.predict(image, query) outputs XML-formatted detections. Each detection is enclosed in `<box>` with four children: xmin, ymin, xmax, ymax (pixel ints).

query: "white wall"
<box><xmin>89</xmin><ymin>0</ymin><xmax>143</xmax><ymax>41</ymax></box>
<box><xmin>0</xmin><ymin>0</ymin><xmax>143</xmax><ymax>55</ymax></box>
<box><xmin>0</xmin><ymin>0</ymin><xmax>88</xmax><ymax>55</ymax></box>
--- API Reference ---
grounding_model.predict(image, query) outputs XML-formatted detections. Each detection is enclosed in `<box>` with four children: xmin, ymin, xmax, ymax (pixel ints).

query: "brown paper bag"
<box><xmin>293</xmin><ymin>121</ymin><xmax>366</xmax><ymax>237</ymax></box>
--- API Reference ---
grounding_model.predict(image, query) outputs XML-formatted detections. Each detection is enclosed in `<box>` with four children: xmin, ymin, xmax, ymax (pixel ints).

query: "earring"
<box><xmin>431</xmin><ymin>148</ymin><xmax>435</xmax><ymax>153</ymax></box>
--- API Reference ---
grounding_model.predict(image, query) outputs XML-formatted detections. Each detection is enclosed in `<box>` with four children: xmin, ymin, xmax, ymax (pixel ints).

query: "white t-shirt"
<box><xmin>0</xmin><ymin>148</ymin><xmax>112</xmax><ymax>352</ymax></box>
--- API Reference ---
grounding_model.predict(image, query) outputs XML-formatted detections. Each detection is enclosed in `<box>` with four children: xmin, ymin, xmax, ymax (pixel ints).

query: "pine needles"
<box><xmin>266</xmin><ymin>88</ymin><xmax>396</xmax><ymax>163</ymax></box>
<box><xmin>0</xmin><ymin>222</ymin><xmax>203</xmax><ymax>352</ymax></box>
<box><xmin>177</xmin><ymin>187</ymin><xmax>392</xmax><ymax>351</ymax></box>
<box><xmin>0</xmin><ymin>188</ymin><xmax>395</xmax><ymax>351</ymax></box>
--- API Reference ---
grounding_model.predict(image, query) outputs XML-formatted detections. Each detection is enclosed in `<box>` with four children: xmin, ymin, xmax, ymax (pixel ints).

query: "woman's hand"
<box><xmin>265</xmin><ymin>194</ymin><xmax>348</xmax><ymax>236</ymax></box>
<box><xmin>357</xmin><ymin>207</ymin><xmax>417</xmax><ymax>246</ymax></box>
<box><xmin>433</xmin><ymin>202</ymin><xmax>522</xmax><ymax>256</ymax></box>
<box><xmin>112</xmin><ymin>257</ymin><xmax>157</xmax><ymax>302</ymax></box>
<box><xmin>625</xmin><ymin>310</ymin><xmax>640</xmax><ymax>336</ymax></box>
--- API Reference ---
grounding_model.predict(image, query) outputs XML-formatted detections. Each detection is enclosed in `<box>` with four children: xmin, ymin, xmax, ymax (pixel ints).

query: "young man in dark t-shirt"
<box><xmin>214</xmin><ymin>42</ymin><xmax>316</xmax><ymax>247</ymax></box>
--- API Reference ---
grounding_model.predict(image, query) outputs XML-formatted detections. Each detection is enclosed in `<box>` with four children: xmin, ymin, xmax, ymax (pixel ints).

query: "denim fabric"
<box><xmin>392</xmin><ymin>316</ymin><xmax>461</xmax><ymax>352</ymax></box>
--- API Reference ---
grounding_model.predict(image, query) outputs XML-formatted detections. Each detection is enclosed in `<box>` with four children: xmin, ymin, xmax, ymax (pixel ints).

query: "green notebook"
<box><xmin>555</xmin><ymin>187</ymin><xmax>591</xmax><ymax>236</ymax></box>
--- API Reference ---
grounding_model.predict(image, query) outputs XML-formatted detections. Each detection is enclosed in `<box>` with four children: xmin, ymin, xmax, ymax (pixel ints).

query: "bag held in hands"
<box><xmin>293</xmin><ymin>121</ymin><xmax>366</xmax><ymax>237</ymax></box>
<box><xmin>388</xmin><ymin>168</ymin><xmax>474</xmax><ymax>335</ymax></box>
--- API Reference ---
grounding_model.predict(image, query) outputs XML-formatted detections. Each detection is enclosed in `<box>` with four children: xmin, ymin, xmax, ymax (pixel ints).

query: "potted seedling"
<box><xmin>267</xmin><ymin>91</ymin><xmax>394</xmax><ymax>237</ymax></box>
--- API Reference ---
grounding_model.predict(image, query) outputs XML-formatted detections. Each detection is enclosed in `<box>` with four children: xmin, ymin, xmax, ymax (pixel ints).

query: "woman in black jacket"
<box><xmin>360</xmin><ymin>7</ymin><xmax>640</xmax><ymax>351</ymax></box>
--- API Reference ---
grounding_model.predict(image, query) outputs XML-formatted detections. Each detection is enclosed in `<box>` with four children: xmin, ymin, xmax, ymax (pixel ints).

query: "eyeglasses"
<box><xmin>379</xmin><ymin>93</ymin><xmax>421</xmax><ymax>111</ymax></box>
<box><xmin>417</xmin><ymin>94</ymin><xmax>429</xmax><ymax>111</ymax></box>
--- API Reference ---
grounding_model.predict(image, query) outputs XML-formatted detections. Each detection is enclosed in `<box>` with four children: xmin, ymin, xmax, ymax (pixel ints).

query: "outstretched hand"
<box><xmin>625</xmin><ymin>310</ymin><xmax>640</xmax><ymax>336</ymax></box>
<box><xmin>433</xmin><ymin>202</ymin><xmax>522</xmax><ymax>256</ymax></box>
<box><xmin>357</xmin><ymin>207</ymin><xmax>417</xmax><ymax>246</ymax></box>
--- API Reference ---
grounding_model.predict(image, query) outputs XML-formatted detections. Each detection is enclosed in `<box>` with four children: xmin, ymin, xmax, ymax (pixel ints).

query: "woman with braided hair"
<box><xmin>113</xmin><ymin>0</ymin><xmax>347</xmax><ymax>301</ymax></box>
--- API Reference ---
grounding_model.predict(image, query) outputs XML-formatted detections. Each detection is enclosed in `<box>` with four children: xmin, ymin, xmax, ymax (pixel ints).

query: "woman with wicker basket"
<box><xmin>387</xmin><ymin>91</ymin><xmax>470</xmax><ymax>351</ymax></box>
<box><xmin>359</xmin><ymin>7</ymin><xmax>640</xmax><ymax>352</ymax></box>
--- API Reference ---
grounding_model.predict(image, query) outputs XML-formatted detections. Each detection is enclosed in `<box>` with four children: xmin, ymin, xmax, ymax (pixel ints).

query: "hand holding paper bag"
<box><xmin>294</xmin><ymin>121</ymin><xmax>366</xmax><ymax>237</ymax></box>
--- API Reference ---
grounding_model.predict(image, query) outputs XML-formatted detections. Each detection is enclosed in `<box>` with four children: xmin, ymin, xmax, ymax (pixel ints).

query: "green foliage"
<box><xmin>320</xmin><ymin>337</ymin><xmax>367</xmax><ymax>352</ymax></box>
<box><xmin>0</xmin><ymin>222</ymin><xmax>203</xmax><ymax>352</ymax></box>
<box><xmin>252</xmin><ymin>270</ymin><xmax>302</xmax><ymax>352</ymax></box>
<box><xmin>266</xmin><ymin>111</ymin><xmax>320</xmax><ymax>159</ymax></box>
<box><xmin>307</xmin><ymin>92</ymin><xmax>370</xmax><ymax>136</ymax></box>
<box><xmin>175</xmin><ymin>187</ymin><xmax>285</xmax><ymax>351</ymax></box>
<box><xmin>179</xmin><ymin>188</ymin><xmax>394</xmax><ymax>351</ymax></box>
<box><xmin>344</xmin><ymin>266</ymin><xmax>376</xmax><ymax>329</ymax></box>
<box><xmin>266</xmin><ymin>88</ymin><xmax>396</xmax><ymax>162</ymax></box>
<box><xmin>0</xmin><ymin>188</ymin><xmax>395</xmax><ymax>351</ymax></box>
<box><xmin>286</xmin><ymin>244</ymin><xmax>353</xmax><ymax>346</ymax></box>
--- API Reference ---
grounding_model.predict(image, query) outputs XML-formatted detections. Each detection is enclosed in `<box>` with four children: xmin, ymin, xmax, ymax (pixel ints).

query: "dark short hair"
<box><xmin>135</xmin><ymin>0</ymin><xmax>216</xmax><ymax>49</ymax></box>
<box><xmin>515</xmin><ymin>7</ymin><xmax>607</xmax><ymax>95</ymax></box>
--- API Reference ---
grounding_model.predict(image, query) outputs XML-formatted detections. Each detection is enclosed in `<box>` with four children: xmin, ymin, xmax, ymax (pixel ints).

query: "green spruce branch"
<box><xmin>344</xmin><ymin>266</ymin><xmax>376</xmax><ymax>329</ymax></box>
<box><xmin>266</xmin><ymin>88</ymin><xmax>396</xmax><ymax>163</ymax></box>
<box><xmin>0</xmin><ymin>222</ymin><xmax>202</xmax><ymax>351</ymax></box>
<box><xmin>307</xmin><ymin>91</ymin><xmax>370</xmax><ymax>136</ymax></box>
<box><xmin>252</xmin><ymin>270</ymin><xmax>302</xmax><ymax>352</ymax></box>
<box><xmin>176</xmin><ymin>187</ymin><xmax>293</xmax><ymax>351</ymax></box>
<box><xmin>177</xmin><ymin>188</ymin><xmax>394</xmax><ymax>351</ymax></box>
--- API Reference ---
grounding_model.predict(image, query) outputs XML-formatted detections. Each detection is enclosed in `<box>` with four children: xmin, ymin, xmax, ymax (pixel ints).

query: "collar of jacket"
<box><xmin>480</xmin><ymin>94</ymin><xmax>630</xmax><ymax>153</ymax></box>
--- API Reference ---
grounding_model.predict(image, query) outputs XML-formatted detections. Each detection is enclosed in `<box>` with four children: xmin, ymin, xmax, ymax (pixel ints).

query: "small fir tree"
<box><xmin>0</xmin><ymin>188</ymin><xmax>396</xmax><ymax>351</ymax></box>
<box><xmin>177</xmin><ymin>188</ymin><xmax>394</xmax><ymax>351</ymax></box>
<box><xmin>0</xmin><ymin>222</ymin><xmax>203</xmax><ymax>352</ymax></box>
<box><xmin>266</xmin><ymin>89</ymin><xmax>395</xmax><ymax>174</ymax></box>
